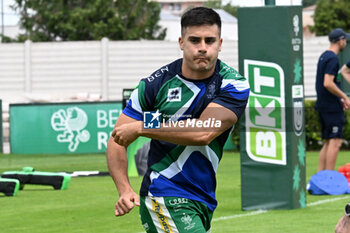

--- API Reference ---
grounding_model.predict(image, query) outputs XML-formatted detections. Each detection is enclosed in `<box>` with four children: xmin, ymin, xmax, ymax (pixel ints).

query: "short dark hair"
<box><xmin>181</xmin><ymin>7</ymin><xmax>221</xmax><ymax>37</ymax></box>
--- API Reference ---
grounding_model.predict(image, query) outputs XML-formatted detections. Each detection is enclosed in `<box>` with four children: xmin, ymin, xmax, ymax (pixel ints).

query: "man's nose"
<box><xmin>198</xmin><ymin>40</ymin><xmax>207</xmax><ymax>52</ymax></box>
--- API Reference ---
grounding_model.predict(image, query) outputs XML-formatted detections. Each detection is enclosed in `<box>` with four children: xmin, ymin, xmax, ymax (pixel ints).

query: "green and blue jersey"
<box><xmin>123</xmin><ymin>58</ymin><xmax>249</xmax><ymax>211</ymax></box>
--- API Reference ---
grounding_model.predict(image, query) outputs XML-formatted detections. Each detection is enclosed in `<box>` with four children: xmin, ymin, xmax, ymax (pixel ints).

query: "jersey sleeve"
<box><xmin>122</xmin><ymin>67</ymin><xmax>166</xmax><ymax>120</ymax></box>
<box><xmin>212</xmin><ymin>63</ymin><xmax>250</xmax><ymax>119</ymax></box>
<box><xmin>122</xmin><ymin>83</ymin><xmax>144</xmax><ymax>121</ymax></box>
<box><xmin>325</xmin><ymin>56</ymin><xmax>339</xmax><ymax>76</ymax></box>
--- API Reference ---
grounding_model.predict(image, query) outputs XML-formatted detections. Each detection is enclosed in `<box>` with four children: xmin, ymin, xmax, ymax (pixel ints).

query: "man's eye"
<box><xmin>205</xmin><ymin>38</ymin><xmax>216</xmax><ymax>44</ymax></box>
<box><xmin>189</xmin><ymin>38</ymin><xmax>200</xmax><ymax>43</ymax></box>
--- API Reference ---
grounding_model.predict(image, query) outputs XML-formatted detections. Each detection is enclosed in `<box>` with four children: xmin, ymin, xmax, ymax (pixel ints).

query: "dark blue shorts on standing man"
<box><xmin>318</xmin><ymin>111</ymin><xmax>345</xmax><ymax>139</ymax></box>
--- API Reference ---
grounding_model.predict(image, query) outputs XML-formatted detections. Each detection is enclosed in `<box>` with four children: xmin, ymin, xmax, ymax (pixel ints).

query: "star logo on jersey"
<box><xmin>167</xmin><ymin>87</ymin><xmax>182</xmax><ymax>102</ymax></box>
<box><xmin>143</xmin><ymin>110</ymin><xmax>161</xmax><ymax>129</ymax></box>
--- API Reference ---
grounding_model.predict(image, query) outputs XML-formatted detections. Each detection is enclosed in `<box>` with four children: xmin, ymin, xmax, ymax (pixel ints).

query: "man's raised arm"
<box><xmin>112</xmin><ymin>102</ymin><xmax>238</xmax><ymax>146</ymax></box>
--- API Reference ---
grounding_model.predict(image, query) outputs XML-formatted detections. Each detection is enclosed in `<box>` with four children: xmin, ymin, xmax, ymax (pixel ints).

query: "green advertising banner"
<box><xmin>10</xmin><ymin>101</ymin><xmax>122</xmax><ymax>154</ymax></box>
<box><xmin>10</xmin><ymin>101</ymin><xmax>142</xmax><ymax>176</ymax></box>
<box><xmin>238</xmin><ymin>6</ymin><xmax>306</xmax><ymax>210</ymax></box>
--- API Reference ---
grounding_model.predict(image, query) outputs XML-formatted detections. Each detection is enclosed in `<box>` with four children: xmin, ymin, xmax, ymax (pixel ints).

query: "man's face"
<box><xmin>339</xmin><ymin>38</ymin><xmax>347</xmax><ymax>51</ymax></box>
<box><xmin>179</xmin><ymin>24</ymin><xmax>222</xmax><ymax>79</ymax></box>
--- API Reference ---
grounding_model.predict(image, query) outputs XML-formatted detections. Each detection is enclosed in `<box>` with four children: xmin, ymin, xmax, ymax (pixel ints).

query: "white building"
<box><xmin>150</xmin><ymin>0</ymin><xmax>207</xmax><ymax>15</ymax></box>
<box><xmin>0</xmin><ymin>0</ymin><xmax>22</xmax><ymax>40</ymax></box>
<box><xmin>302</xmin><ymin>5</ymin><xmax>316</xmax><ymax>38</ymax></box>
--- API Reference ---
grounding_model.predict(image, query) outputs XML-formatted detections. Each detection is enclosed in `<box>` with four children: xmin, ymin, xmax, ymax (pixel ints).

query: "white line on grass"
<box><xmin>307</xmin><ymin>196</ymin><xmax>348</xmax><ymax>207</ymax></box>
<box><xmin>212</xmin><ymin>209</ymin><xmax>268</xmax><ymax>222</ymax></box>
<box><xmin>212</xmin><ymin>196</ymin><xmax>349</xmax><ymax>222</ymax></box>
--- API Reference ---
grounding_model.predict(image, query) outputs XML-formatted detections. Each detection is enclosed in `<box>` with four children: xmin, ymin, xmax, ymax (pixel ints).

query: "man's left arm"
<box><xmin>112</xmin><ymin>102</ymin><xmax>237</xmax><ymax>146</ymax></box>
<box><xmin>142</xmin><ymin>102</ymin><xmax>237</xmax><ymax>145</ymax></box>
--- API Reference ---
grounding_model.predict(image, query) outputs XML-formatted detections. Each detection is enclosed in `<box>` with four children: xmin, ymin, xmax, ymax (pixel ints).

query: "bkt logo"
<box><xmin>143</xmin><ymin>110</ymin><xmax>161</xmax><ymax>129</ymax></box>
<box><xmin>244</xmin><ymin>59</ymin><xmax>286</xmax><ymax>165</ymax></box>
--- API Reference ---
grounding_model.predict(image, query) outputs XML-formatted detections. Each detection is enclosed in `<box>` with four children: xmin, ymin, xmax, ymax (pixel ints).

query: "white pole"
<box><xmin>1</xmin><ymin>0</ymin><xmax>4</xmax><ymax>43</ymax></box>
<box><xmin>101</xmin><ymin>37</ymin><xmax>109</xmax><ymax>100</ymax></box>
<box><xmin>24</xmin><ymin>40</ymin><xmax>32</xmax><ymax>93</ymax></box>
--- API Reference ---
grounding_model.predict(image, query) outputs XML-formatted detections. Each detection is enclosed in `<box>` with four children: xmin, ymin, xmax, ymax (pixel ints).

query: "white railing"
<box><xmin>0</xmin><ymin>37</ymin><xmax>330</xmax><ymax>105</ymax></box>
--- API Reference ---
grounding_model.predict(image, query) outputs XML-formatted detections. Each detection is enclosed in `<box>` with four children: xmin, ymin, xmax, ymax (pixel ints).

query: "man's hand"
<box><xmin>324</xmin><ymin>74</ymin><xmax>350</xmax><ymax>111</ymax></box>
<box><xmin>341</xmin><ymin>97</ymin><xmax>350</xmax><ymax>110</ymax></box>
<box><xmin>115</xmin><ymin>190</ymin><xmax>140</xmax><ymax>217</ymax></box>
<box><xmin>112</xmin><ymin>121</ymin><xmax>142</xmax><ymax>147</ymax></box>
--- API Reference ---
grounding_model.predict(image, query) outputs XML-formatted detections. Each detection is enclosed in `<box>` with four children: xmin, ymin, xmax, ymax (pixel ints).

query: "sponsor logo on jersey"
<box><xmin>167</xmin><ymin>87</ymin><xmax>182</xmax><ymax>102</ymax></box>
<box><xmin>181</xmin><ymin>213</ymin><xmax>196</xmax><ymax>231</ymax></box>
<box><xmin>147</xmin><ymin>66</ymin><xmax>169</xmax><ymax>82</ymax></box>
<box><xmin>151</xmin><ymin>198</ymin><xmax>173</xmax><ymax>233</ymax></box>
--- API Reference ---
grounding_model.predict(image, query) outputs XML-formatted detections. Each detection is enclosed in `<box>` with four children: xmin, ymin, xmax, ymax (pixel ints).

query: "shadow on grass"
<box><xmin>21</xmin><ymin>188</ymin><xmax>57</xmax><ymax>191</ymax></box>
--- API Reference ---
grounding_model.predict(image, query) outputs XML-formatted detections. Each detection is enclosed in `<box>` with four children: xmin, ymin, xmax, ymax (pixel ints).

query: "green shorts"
<box><xmin>140</xmin><ymin>196</ymin><xmax>213</xmax><ymax>233</ymax></box>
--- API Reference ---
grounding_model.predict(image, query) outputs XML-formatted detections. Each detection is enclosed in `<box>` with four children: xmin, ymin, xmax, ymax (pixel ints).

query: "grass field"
<box><xmin>0</xmin><ymin>151</ymin><xmax>349</xmax><ymax>233</ymax></box>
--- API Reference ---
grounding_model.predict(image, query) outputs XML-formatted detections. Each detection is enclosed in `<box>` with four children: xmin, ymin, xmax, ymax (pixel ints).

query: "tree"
<box><xmin>11</xmin><ymin>0</ymin><xmax>166</xmax><ymax>42</ymax></box>
<box><xmin>205</xmin><ymin>0</ymin><xmax>238</xmax><ymax>17</ymax></box>
<box><xmin>311</xmin><ymin>0</ymin><xmax>350</xmax><ymax>36</ymax></box>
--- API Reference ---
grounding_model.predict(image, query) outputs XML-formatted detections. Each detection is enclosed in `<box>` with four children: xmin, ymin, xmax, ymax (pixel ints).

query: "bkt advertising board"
<box><xmin>244</xmin><ymin>59</ymin><xmax>286</xmax><ymax>165</ymax></box>
<box><xmin>10</xmin><ymin>102</ymin><xmax>122</xmax><ymax>154</ymax></box>
<box><xmin>238</xmin><ymin>6</ymin><xmax>306</xmax><ymax>210</ymax></box>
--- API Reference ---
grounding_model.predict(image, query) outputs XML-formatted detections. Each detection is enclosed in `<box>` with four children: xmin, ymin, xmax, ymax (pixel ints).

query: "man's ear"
<box><xmin>178</xmin><ymin>37</ymin><xmax>184</xmax><ymax>51</ymax></box>
<box><xmin>219</xmin><ymin>38</ymin><xmax>223</xmax><ymax>52</ymax></box>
